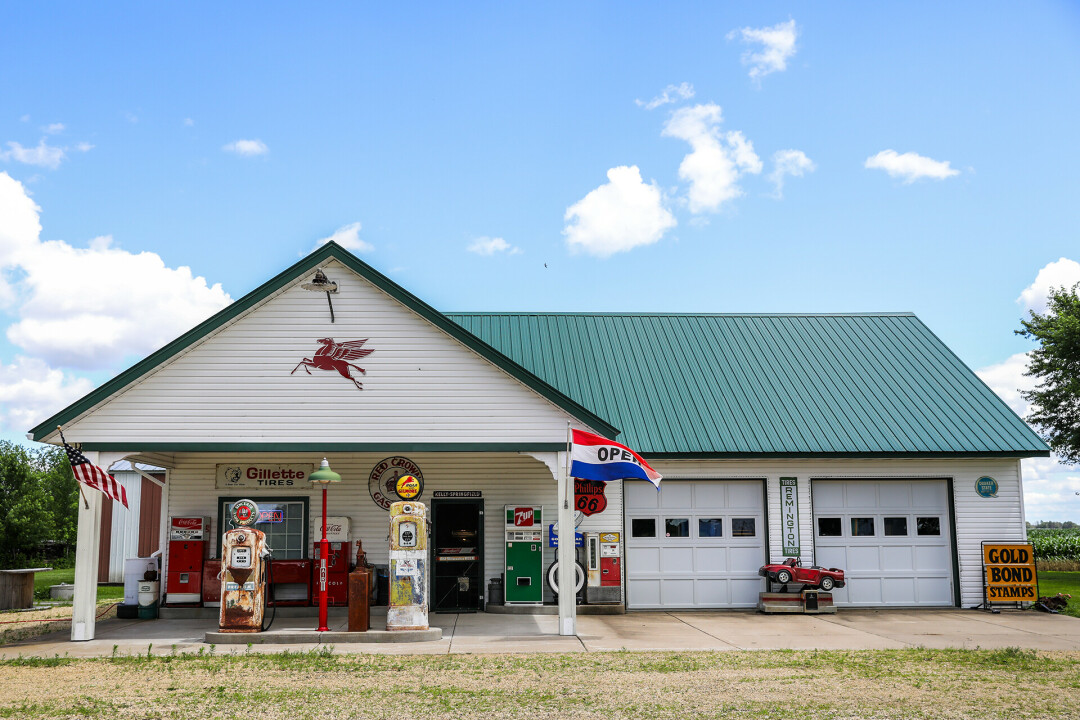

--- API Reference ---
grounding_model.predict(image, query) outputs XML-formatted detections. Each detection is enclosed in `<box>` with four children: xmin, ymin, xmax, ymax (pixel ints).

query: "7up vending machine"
<box><xmin>504</xmin><ymin>506</ymin><xmax>544</xmax><ymax>605</ymax></box>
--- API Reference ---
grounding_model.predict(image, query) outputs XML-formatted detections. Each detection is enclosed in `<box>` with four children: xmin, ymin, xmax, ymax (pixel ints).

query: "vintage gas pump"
<box><xmin>387</xmin><ymin>501</ymin><xmax>428</xmax><ymax>631</ymax></box>
<box><xmin>219</xmin><ymin>499</ymin><xmax>273</xmax><ymax>632</ymax></box>
<box><xmin>585</xmin><ymin>532</ymin><xmax>622</xmax><ymax>604</ymax></box>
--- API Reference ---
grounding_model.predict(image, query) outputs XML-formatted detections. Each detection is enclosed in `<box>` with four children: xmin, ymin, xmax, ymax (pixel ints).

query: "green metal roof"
<box><xmin>447</xmin><ymin>312</ymin><xmax>1050</xmax><ymax>458</ymax></box>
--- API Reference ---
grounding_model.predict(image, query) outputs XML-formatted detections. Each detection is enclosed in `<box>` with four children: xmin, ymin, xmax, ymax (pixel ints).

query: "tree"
<box><xmin>1018</xmin><ymin>283</ymin><xmax>1080</xmax><ymax>464</ymax></box>
<box><xmin>0</xmin><ymin>441</ymin><xmax>78</xmax><ymax>567</ymax></box>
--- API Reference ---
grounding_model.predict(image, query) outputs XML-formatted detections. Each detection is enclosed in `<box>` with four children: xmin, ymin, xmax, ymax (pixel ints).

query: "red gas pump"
<box><xmin>166</xmin><ymin>516</ymin><xmax>210</xmax><ymax>604</ymax></box>
<box><xmin>585</xmin><ymin>532</ymin><xmax>622</xmax><ymax>604</ymax></box>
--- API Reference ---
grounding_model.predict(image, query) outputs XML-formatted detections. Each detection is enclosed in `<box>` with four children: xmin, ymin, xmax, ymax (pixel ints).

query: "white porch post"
<box><xmin>70</xmin><ymin>451</ymin><xmax>139</xmax><ymax>641</ymax></box>
<box><xmin>556</xmin><ymin>449</ymin><xmax>576</xmax><ymax>636</ymax></box>
<box><xmin>71</xmin><ymin>453</ymin><xmax>102</xmax><ymax>641</ymax></box>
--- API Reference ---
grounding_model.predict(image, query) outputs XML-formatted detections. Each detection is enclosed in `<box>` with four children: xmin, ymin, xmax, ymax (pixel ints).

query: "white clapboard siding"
<box><xmin>650</xmin><ymin>457</ymin><xmax>1024</xmax><ymax>608</ymax></box>
<box><xmin>62</xmin><ymin>258</ymin><xmax>582</xmax><ymax>444</ymax></box>
<box><xmin>163</xmin><ymin>451</ymin><xmax>621</xmax><ymax>605</ymax></box>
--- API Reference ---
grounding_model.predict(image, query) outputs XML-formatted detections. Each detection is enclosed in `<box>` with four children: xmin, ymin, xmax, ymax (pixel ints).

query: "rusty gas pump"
<box><xmin>218</xmin><ymin>499</ymin><xmax>274</xmax><ymax>632</ymax></box>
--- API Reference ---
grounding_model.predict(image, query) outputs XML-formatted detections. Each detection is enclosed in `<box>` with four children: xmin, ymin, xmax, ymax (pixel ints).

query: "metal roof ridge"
<box><xmin>446</xmin><ymin>311</ymin><xmax>919</xmax><ymax>318</ymax></box>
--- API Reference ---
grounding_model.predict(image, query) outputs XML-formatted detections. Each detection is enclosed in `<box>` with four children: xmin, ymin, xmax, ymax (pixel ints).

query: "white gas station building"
<box><xmin>30</xmin><ymin>242</ymin><xmax>1048</xmax><ymax>641</ymax></box>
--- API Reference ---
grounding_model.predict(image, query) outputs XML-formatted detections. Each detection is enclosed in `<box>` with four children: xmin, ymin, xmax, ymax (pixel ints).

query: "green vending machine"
<box><xmin>504</xmin><ymin>505</ymin><xmax>544</xmax><ymax>604</ymax></box>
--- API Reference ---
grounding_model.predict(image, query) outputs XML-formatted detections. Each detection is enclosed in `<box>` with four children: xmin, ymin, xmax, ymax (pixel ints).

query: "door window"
<box><xmin>218</xmin><ymin>497</ymin><xmax>308</xmax><ymax>559</ymax></box>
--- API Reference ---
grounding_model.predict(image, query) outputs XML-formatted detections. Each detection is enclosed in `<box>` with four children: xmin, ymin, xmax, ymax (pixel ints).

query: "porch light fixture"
<box><xmin>301</xmin><ymin>269</ymin><xmax>339</xmax><ymax>323</ymax></box>
<box><xmin>310</xmin><ymin>457</ymin><xmax>342</xmax><ymax>632</ymax></box>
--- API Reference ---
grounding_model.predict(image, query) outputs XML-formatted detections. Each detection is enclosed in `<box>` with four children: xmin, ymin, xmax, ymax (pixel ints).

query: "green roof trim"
<box><xmin>28</xmin><ymin>242</ymin><xmax>618</xmax><ymax>442</ymax></box>
<box><xmin>448</xmin><ymin>312</ymin><xmax>1050</xmax><ymax>457</ymax></box>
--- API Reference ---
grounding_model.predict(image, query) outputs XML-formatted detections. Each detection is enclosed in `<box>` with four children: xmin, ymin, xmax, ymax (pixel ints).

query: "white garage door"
<box><xmin>625</xmin><ymin>480</ymin><xmax>765</xmax><ymax>609</ymax></box>
<box><xmin>813</xmin><ymin>480</ymin><xmax>954</xmax><ymax>607</ymax></box>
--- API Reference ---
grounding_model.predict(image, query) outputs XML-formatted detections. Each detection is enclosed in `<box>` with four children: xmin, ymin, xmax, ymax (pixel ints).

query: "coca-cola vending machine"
<box><xmin>167</xmin><ymin>516</ymin><xmax>210</xmax><ymax>604</ymax></box>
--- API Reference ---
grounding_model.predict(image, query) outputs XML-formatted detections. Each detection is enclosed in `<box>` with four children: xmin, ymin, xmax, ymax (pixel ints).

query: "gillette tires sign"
<box><xmin>216</xmin><ymin>463</ymin><xmax>312</xmax><ymax>489</ymax></box>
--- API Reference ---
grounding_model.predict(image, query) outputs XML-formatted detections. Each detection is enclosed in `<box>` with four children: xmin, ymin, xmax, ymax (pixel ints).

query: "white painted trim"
<box><xmin>71</xmin><ymin>451</ymin><xmax>103</xmax><ymax>641</ymax></box>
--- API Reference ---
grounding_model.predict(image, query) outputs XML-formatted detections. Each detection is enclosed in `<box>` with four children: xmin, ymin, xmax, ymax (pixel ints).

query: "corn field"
<box><xmin>1029</xmin><ymin>528</ymin><xmax>1080</xmax><ymax>561</ymax></box>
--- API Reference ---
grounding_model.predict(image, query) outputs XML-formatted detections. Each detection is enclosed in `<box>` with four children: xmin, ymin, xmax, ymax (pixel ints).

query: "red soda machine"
<box><xmin>166</xmin><ymin>516</ymin><xmax>210</xmax><ymax>604</ymax></box>
<box><xmin>311</xmin><ymin>540</ymin><xmax>350</xmax><ymax>605</ymax></box>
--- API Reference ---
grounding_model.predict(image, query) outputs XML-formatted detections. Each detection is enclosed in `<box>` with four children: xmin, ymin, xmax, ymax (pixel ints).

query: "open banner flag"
<box><xmin>570</xmin><ymin>429</ymin><xmax>662</xmax><ymax>489</ymax></box>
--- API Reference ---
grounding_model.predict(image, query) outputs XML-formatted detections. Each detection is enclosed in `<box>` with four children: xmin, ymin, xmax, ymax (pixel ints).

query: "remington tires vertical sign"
<box><xmin>780</xmin><ymin>477</ymin><xmax>800</xmax><ymax>557</ymax></box>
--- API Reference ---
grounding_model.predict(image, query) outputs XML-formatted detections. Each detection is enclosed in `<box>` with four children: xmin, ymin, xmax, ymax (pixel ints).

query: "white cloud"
<box><xmin>0</xmin><ymin>172</ymin><xmax>232</xmax><ymax>369</ymax></box>
<box><xmin>467</xmin><ymin>237</ymin><xmax>522</xmax><ymax>256</ymax></box>
<box><xmin>662</xmin><ymin>103</ymin><xmax>762</xmax><ymax>213</ymax></box>
<box><xmin>313</xmin><ymin>222</ymin><xmax>373</xmax><ymax>254</ymax></box>
<box><xmin>0</xmin><ymin>138</ymin><xmax>66</xmax><ymax>169</ymax></box>
<box><xmin>223</xmin><ymin>139</ymin><xmax>268</xmax><ymax>157</ymax></box>
<box><xmin>636</xmin><ymin>82</ymin><xmax>695</xmax><ymax>110</ymax></box>
<box><xmin>1017</xmin><ymin>257</ymin><xmax>1080</xmax><ymax>314</ymax></box>
<box><xmin>728</xmin><ymin>19</ymin><xmax>798</xmax><ymax>82</ymax></box>
<box><xmin>183</xmin><ymin>118</ymin><xmax>195</xmax><ymax>127</ymax></box>
<box><xmin>976</xmin><ymin>351</ymin><xmax>1080</xmax><ymax>522</ymax></box>
<box><xmin>43</xmin><ymin>123</ymin><xmax>65</xmax><ymax>135</ymax></box>
<box><xmin>0</xmin><ymin>355</ymin><xmax>93</xmax><ymax>432</ymax></box>
<box><xmin>977</xmin><ymin>351</ymin><xmax>1037</xmax><ymax>418</ymax></box>
<box><xmin>19</xmin><ymin>115</ymin><xmax>30</xmax><ymax>123</ymax></box>
<box><xmin>564</xmin><ymin>165</ymin><xmax>676</xmax><ymax>258</ymax></box>
<box><xmin>865</xmin><ymin>149</ymin><xmax>960</xmax><ymax>183</ymax></box>
<box><xmin>769</xmin><ymin>149</ymin><xmax>815</xmax><ymax>198</ymax></box>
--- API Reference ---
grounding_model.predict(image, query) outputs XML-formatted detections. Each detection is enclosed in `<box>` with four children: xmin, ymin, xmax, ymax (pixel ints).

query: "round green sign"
<box><xmin>975</xmin><ymin>476</ymin><xmax>998</xmax><ymax>498</ymax></box>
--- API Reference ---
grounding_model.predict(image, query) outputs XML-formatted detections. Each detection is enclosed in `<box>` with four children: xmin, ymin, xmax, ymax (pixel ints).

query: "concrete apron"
<box><xmin>3</xmin><ymin>609</ymin><xmax>1080</xmax><ymax>658</ymax></box>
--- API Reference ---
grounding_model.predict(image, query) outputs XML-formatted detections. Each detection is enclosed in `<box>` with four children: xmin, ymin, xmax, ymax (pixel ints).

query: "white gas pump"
<box><xmin>218</xmin><ymin>499</ymin><xmax>274</xmax><ymax>632</ymax></box>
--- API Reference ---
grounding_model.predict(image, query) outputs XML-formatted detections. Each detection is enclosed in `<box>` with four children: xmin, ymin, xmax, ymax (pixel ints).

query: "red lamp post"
<box><xmin>309</xmin><ymin>458</ymin><xmax>341</xmax><ymax>632</ymax></box>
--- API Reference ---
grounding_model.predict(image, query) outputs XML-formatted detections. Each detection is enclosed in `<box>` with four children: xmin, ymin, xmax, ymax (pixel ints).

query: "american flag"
<box><xmin>62</xmin><ymin>439</ymin><xmax>128</xmax><ymax>509</ymax></box>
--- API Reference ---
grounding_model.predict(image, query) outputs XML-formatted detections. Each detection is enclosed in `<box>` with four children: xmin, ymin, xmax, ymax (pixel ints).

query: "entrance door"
<box><xmin>431</xmin><ymin>499</ymin><xmax>484</xmax><ymax>612</ymax></box>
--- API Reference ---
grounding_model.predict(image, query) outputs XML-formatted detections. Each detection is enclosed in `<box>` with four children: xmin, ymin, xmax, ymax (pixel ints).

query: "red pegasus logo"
<box><xmin>292</xmin><ymin>338</ymin><xmax>374</xmax><ymax>390</ymax></box>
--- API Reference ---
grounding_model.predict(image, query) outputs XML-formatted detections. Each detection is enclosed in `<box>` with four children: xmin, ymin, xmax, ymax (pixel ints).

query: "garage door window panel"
<box><xmin>817</xmin><ymin>517</ymin><xmax>842</xmax><ymax>537</ymax></box>
<box><xmin>698</xmin><ymin>518</ymin><xmax>723</xmax><ymax>537</ymax></box>
<box><xmin>884</xmin><ymin>517</ymin><xmax>908</xmax><ymax>536</ymax></box>
<box><xmin>917</xmin><ymin>517</ymin><xmax>941</xmax><ymax>536</ymax></box>
<box><xmin>631</xmin><ymin>518</ymin><xmax>656</xmax><ymax>538</ymax></box>
<box><xmin>665</xmin><ymin>518</ymin><xmax>690</xmax><ymax>538</ymax></box>
<box><xmin>731</xmin><ymin>518</ymin><xmax>756</xmax><ymax>537</ymax></box>
<box><xmin>851</xmin><ymin>517</ymin><xmax>875</xmax><ymax>537</ymax></box>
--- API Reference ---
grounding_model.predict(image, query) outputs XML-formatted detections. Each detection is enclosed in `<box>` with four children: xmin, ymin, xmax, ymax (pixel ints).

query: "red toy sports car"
<box><xmin>759</xmin><ymin>558</ymin><xmax>845</xmax><ymax>591</ymax></box>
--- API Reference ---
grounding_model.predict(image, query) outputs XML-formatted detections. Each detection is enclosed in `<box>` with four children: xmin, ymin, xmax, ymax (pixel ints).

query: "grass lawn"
<box><xmin>1</xmin><ymin>648</ymin><xmax>1079</xmax><ymax>719</ymax></box>
<box><xmin>32</xmin><ymin>568</ymin><xmax>124</xmax><ymax>602</ymax></box>
<box><xmin>1038</xmin><ymin>571</ymin><xmax>1080</xmax><ymax>617</ymax></box>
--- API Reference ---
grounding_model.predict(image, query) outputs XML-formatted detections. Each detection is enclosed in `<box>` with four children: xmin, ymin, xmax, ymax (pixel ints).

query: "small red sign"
<box><xmin>574</xmin><ymin>479</ymin><xmax>608</xmax><ymax>516</ymax></box>
<box><xmin>172</xmin><ymin>517</ymin><xmax>204</xmax><ymax>530</ymax></box>
<box><xmin>514</xmin><ymin>508</ymin><xmax>534</xmax><ymax>526</ymax></box>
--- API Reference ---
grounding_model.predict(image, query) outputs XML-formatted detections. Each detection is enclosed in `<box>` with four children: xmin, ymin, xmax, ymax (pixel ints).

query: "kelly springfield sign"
<box><xmin>780</xmin><ymin>477</ymin><xmax>800</xmax><ymax>557</ymax></box>
<box><xmin>982</xmin><ymin>542</ymin><xmax>1038</xmax><ymax>605</ymax></box>
<box><xmin>216</xmin><ymin>463</ymin><xmax>312</xmax><ymax>489</ymax></box>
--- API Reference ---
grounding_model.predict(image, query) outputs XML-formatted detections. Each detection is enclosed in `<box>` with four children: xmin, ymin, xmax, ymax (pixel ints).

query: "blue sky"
<box><xmin>1</xmin><ymin>2</ymin><xmax>1078</xmax><ymax>519</ymax></box>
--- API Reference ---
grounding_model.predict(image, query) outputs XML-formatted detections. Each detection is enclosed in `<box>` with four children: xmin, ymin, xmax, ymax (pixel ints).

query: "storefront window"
<box><xmin>817</xmin><ymin>517</ymin><xmax>842</xmax><ymax>536</ymax></box>
<box><xmin>731</xmin><ymin>518</ymin><xmax>756</xmax><ymax>537</ymax></box>
<box><xmin>917</xmin><ymin>517</ymin><xmax>941</xmax><ymax>536</ymax></box>
<box><xmin>631</xmin><ymin>518</ymin><xmax>656</xmax><ymax>538</ymax></box>
<box><xmin>665</xmin><ymin>518</ymin><xmax>690</xmax><ymax>538</ymax></box>
<box><xmin>698</xmin><ymin>518</ymin><xmax>723</xmax><ymax>537</ymax></box>
<box><xmin>851</xmin><ymin>517</ymin><xmax>875</xmax><ymax>537</ymax></box>
<box><xmin>218</xmin><ymin>497</ymin><xmax>309</xmax><ymax>559</ymax></box>
<box><xmin>884</xmin><ymin>517</ymin><xmax>908</xmax><ymax>536</ymax></box>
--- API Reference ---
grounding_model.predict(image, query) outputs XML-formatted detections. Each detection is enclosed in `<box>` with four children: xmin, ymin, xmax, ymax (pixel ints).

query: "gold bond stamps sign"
<box><xmin>982</xmin><ymin>542</ymin><xmax>1038</xmax><ymax>604</ymax></box>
